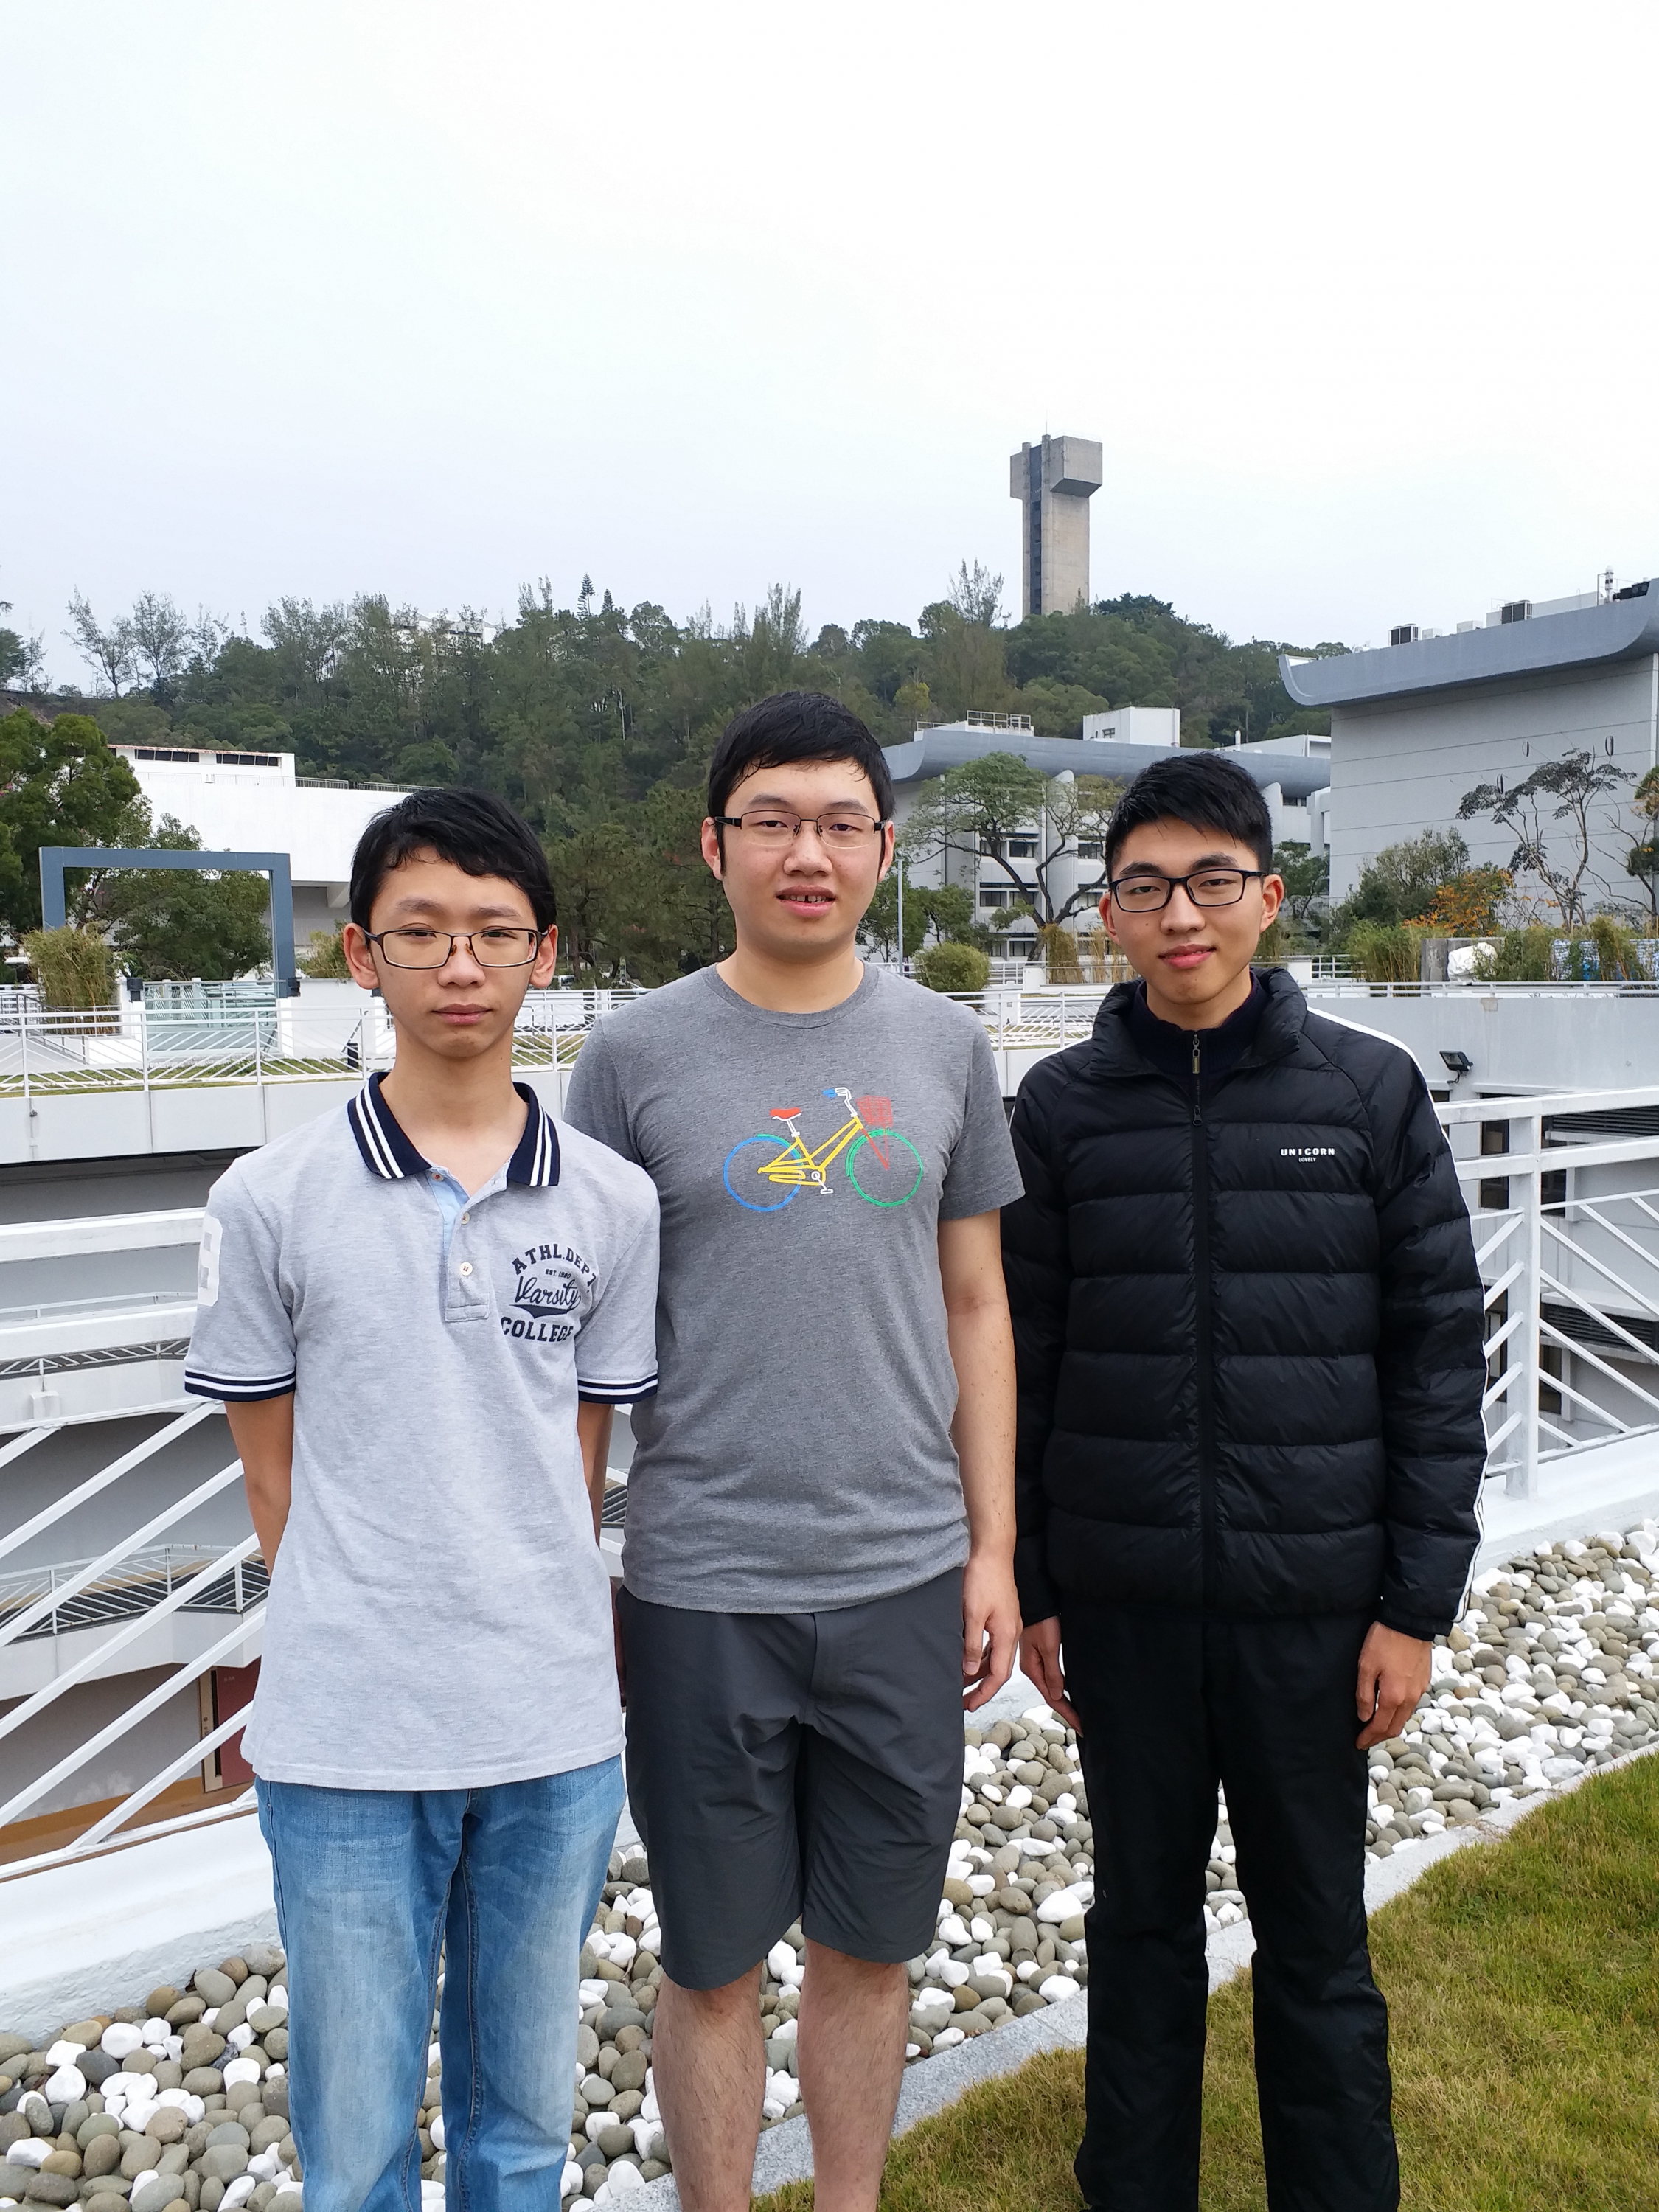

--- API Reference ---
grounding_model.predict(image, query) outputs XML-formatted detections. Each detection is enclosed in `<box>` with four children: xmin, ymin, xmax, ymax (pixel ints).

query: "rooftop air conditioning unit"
<box><xmin>1500</xmin><ymin>599</ymin><xmax>1531</xmax><ymax>624</ymax></box>
<box><xmin>1389</xmin><ymin>625</ymin><xmax>1419</xmax><ymax>647</ymax></box>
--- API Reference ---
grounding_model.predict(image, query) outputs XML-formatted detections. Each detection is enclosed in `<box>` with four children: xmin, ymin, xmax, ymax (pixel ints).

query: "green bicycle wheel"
<box><xmin>846</xmin><ymin>1128</ymin><xmax>924</xmax><ymax>1208</ymax></box>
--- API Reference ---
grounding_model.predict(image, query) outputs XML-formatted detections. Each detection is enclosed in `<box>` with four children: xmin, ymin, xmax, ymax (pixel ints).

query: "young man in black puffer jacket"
<box><xmin>1004</xmin><ymin>752</ymin><xmax>1487</xmax><ymax>2212</ymax></box>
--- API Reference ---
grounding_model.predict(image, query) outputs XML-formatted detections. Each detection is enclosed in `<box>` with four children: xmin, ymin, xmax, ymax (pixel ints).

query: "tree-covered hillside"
<box><xmin>10</xmin><ymin>571</ymin><xmax>1347</xmax><ymax>980</ymax></box>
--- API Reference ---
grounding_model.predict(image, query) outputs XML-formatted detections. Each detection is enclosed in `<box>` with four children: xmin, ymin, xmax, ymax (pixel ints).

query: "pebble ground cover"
<box><xmin>3</xmin><ymin>1521</ymin><xmax>1653</xmax><ymax>2209</ymax></box>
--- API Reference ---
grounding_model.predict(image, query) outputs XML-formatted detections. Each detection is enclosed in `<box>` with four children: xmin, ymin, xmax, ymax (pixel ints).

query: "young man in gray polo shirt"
<box><xmin>185</xmin><ymin>789</ymin><xmax>659</xmax><ymax>2212</ymax></box>
<box><xmin>564</xmin><ymin>691</ymin><xmax>1023</xmax><ymax>2212</ymax></box>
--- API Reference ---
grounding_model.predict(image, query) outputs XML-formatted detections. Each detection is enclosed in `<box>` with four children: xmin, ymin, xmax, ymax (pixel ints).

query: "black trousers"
<box><xmin>1062</xmin><ymin>1604</ymin><xmax>1399</xmax><ymax>2212</ymax></box>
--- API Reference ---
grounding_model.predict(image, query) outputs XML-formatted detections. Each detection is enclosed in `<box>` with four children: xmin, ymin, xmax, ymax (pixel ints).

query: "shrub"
<box><xmin>299</xmin><ymin>926</ymin><xmax>352</xmax><ymax>979</ymax></box>
<box><xmin>1037</xmin><ymin>922</ymin><xmax>1082</xmax><ymax>983</ymax></box>
<box><xmin>914</xmin><ymin>941</ymin><xmax>990</xmax><ymax>993</ymax></box>
<box><xmin>1484</xmin><ymin>925</ymin><xmax>1556</xmax><ymax>981</ymax></box>
<box><xmin>1587</xmin><ymin>914</ymin><xmax>1642</xmax><ymax>981</ymax></box>
<box><xmin>1346</xmin><ymin>921</ymin><xmax>1419</xmax><ymax>981</ymax></box>
<box><xmin>21</xmin><ymin>925</ymin><xmax>118</xmax><ymax>1009</ymax></box>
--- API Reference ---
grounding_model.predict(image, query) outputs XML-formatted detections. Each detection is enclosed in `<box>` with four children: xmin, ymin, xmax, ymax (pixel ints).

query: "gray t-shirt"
<box><xmin>563</xmin><ymin>966</ymin><xmax>1022</xmax><ymax>1613</ymax></box>
<box><xmin>184</xmin><ymin>1077</ymin><xmax>660</xmax><ymax>1790</ymax></box>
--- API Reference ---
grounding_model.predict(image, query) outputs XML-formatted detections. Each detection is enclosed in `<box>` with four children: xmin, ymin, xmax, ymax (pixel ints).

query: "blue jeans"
<box><xmin>257</xmin><ymin>1761</ymin><xmax>624</xmax><ymax>2212</ymax></box>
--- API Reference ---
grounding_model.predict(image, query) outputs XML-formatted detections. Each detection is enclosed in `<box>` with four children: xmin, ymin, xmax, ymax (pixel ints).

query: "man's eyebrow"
<box><xmin>1114</xmin><ymin>852</ymin><xmax>1249</xmax><ymax>874</ymax></box>
<box><xmin>735</xmin><ymin>791</ymin><xmax>873</xmax><ymax>810</ymax></box>
<box><xmin>380</xmin><ymin>894</ymin><xmax>529</xmax><ymax>919</ymax></box>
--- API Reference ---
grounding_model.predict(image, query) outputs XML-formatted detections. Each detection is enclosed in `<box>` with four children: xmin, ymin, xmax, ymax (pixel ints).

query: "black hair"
<box><xmin>707</xmin><ymin>691</ymin><xmax>894</xmax><ymax>823</ymax></box>
<box><xmin>1104</xmin><ymin>751</ymin><xmax>1273</xmax><ymax>878</ymax></box>
<box><xmin>349</xmin><ymin>787</ymin><xmax>557</xmax><ymax>931</ymax></box>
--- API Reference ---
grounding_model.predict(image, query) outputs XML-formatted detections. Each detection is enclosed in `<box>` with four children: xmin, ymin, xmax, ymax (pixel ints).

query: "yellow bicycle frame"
<box><xmin>759</xmin><ymin>1106</ymin><xmax>869</xmax><ymax>1192</ymax></box>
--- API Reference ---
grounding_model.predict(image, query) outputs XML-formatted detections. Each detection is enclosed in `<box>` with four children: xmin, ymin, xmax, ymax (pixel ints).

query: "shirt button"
<box><xmin>459</xmin><ymin>1262</ymin><xmax>473</xmax><ymax>1277</ymax></box>
<box><xmin>460</xmin><ymin>1212</ymin><xmax>470</xmax><ymax>1224</ymax></box>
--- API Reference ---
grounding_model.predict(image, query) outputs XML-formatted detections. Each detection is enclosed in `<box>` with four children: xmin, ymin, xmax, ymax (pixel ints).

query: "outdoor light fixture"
<box><xmin>1440</xmin><ymin>1050</ymin><xmax>1474</xmax><ymax>1082</ymax></box>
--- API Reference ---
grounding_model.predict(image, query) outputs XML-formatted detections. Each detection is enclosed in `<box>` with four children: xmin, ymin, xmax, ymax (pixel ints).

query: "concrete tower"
<box><xmin>1009</xmin><ymin>435</ymin><xmax>1104</xmax><ymax>617</ymax></box>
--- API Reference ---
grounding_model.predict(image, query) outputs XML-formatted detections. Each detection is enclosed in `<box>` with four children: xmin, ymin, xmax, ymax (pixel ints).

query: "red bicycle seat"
<box><xmin>771</xmin><ymin>1106</ymin><xmax>801</xmax><ymax>1119</ymax></box>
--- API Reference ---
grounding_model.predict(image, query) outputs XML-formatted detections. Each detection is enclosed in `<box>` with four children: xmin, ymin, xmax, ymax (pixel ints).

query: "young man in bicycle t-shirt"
<box><xmin>564</xmin><ymin>690</ymin><xmax>1023</xmax><ymax>2212</ymax></box>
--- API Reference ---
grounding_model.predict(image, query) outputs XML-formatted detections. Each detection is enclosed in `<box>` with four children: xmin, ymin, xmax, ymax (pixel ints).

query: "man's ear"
<box><xmin>342</xmin><ymin>922</ymin><xmax>378</xmax><ymax>990</ymax></box>
<box><xmin>700</xmin><ymin>818</ymin><xmax>725</xmax><ymax>881</ymax></box>
<box><xmin>877</xmin><ymin>823</ymin><xmax>896</xmax><ymax>882</ymax></box>
<box><xmin>1258</xmin><ymin>873</ymin><xmax>1285</xmax><ymax>931</ymax></box>
<box><xmin>1098</xmin><ymin>891</ymin><xmax>1121</xmax><ymax>945</ymax></box>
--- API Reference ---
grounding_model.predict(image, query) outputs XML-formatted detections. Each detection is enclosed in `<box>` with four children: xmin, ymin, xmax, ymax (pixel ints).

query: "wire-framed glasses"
<box><xmin>713</xmin><ymin>809</ymin><xmax>886</xmax><ymax>847</ymax></box>
<box><xmin>1108</xmin><ymin>869</ymin><xmax>1263</xmax><ymax>913</ymax></box>
<box><xmin>364</xmin><ymin>927</ymin><xmax>544</xmax><ymax>969</ymax></box>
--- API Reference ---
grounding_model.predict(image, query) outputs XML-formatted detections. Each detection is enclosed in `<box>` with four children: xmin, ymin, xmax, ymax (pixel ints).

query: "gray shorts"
<box><xmin>617</xmin><ymin>1568</ymin><xmax>966</xmax><ymax>1991</ymax></box>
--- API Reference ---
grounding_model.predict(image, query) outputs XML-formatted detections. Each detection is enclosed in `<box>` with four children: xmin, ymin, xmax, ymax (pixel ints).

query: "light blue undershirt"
<box><xmin>422</xmin><ymin>1163</ymin><xmax>507</xmax><ymax>1262</ymax></box>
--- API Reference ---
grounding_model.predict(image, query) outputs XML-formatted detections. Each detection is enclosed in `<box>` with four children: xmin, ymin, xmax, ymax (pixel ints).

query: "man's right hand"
<box><xmin>1018</xmin><ymin>1617</ymin><xmax>1079</xmax><ymax>1730</ymax></box>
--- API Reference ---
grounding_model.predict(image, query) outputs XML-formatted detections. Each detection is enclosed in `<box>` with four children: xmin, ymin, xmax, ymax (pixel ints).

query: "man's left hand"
<box><xmin>1356</xmin><ymin>1621</ymin><xmax>1433</xmax><ymax>1748</ymax></box>
<box><xmin>962</xmin><ymin>1552</ymin><xmax>1020</xmax><ymax>1711</ymax></box>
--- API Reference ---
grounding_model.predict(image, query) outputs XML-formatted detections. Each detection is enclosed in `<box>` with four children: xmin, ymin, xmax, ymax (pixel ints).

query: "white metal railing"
<box><xmin>1438</xmin><ymin>1088</ymin><xmax>1659</xmax><ymax>1498</ymax></box>
<box><xmin>0</xmin><ymin>1404</ymin><xmax>268</xmax><ymax>1875</ymax></box>
<box><xmin>0</xmin><ymin>988</ymin><xmax>652</xmax><ymax>1100</ymax></box>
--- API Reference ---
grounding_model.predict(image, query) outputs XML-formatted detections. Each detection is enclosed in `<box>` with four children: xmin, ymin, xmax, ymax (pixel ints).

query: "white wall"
<box><xmin>1328</xmin><ymin>656</ymin><xmax>1658</xmax><ymax>901</ymax></box>
<box><xmin>122</xmin><ymin>756</ymin><xmax>411</xmax><ymax>897</ymax></box>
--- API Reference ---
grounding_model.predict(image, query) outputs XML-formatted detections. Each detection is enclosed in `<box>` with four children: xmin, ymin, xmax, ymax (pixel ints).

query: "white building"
<box><xmin>1079</xmin><ymin>706</ymin><xmax>1180</xmax><ymax>748</ymax></box>
<box><xmin>885</xmin><ymin>714</ymin><xmax>1330</xmax><ymax>955</ymax></box>
<box><xmin>1279</xmin><ymin>582</ymin><xmax>1659</xmax><ymax>902</ymax></box>
<box><xmin>110</xmin><ymin>745</ymin><xmax>414</xmax><ymax>948</ymax></box>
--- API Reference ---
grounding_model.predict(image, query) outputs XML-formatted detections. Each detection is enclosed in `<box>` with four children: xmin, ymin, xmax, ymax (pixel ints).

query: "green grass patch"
<box><xmin>757</xmin><ymin>1754</ymin><xmax>1659</xmax><ymax>2211</ymax></box>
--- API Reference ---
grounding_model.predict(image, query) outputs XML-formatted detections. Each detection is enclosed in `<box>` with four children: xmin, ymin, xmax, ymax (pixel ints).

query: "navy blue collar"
<box><xmin>347</xmin><ymin>1074</ymin><xmax>560</xmax><ymax>1187</ymax></box>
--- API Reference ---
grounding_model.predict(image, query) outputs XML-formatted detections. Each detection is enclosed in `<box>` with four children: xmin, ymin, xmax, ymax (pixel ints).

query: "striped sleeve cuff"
<box><xmin>577</xmin><ymin>1372</ymin><xmax>658</xmax><ymax>1405</ymax></box>
<box><xmin>185</xmin><ymin>1367</ymin><xmax>298</xmax><ymax>1403</ymax></box>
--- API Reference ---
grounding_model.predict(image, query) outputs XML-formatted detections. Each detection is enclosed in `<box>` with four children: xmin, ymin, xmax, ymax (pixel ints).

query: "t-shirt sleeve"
<box><xmin>184</xmin><ymin>1170</ymin><xmax>297</xmax><ymax>1402</ymax></box>
<box><xmin>563</xmin><ymin>1025</ymin><xmax>638</xmax><ymax>1163</ymax></box>
<box><xmin>939</xmin><ymin>1022</ymin><xmax>1024</xmax><ymax>1221</ymax></box>
<box><xmin>576</xmin><ymin>1194</ymin><xmax>661</xmax><ymax>1405</ymax></box>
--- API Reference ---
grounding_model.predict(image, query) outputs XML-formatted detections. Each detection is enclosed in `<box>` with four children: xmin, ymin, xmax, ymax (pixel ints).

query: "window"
<box><xmin>129</xmin><ymin>747</ymin><xmax>201</xmax><ymax>763</ymax></box>
<box><xmin>214</xmin><ymin>752</ymin><xmax>281</xmax><ymax>768</ymax></box>
<box><xmin>981</xmin><ymin>835</ymin><xmax>1037</xmax><ymax>859</ymax></box>
<box><xmin>1077</xmin><ymin>838</ymin><xmax>1103</xmax><ymax>860</ymax></box>
<box><xmin>980</xmin><ymin>887</ymin><xmax>1015</xmax><ymax>908</ymax></box>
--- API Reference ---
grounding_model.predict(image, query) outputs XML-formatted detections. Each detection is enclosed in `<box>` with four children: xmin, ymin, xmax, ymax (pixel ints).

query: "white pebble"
<box><xmin>227</xmin><ymin>2025</ymin><xmax>256</xmax><ymax>2051</ymax></box>
<box><xmin>44</xmin><ymin>2065</ymin><xmax>85</xmax><ymax>2104</ymax></box>
<box><xmin>222</xmin><ymin>2056</ymin><xmax>262</xmax><ymax>2088</ymax></box>
<box><xmin>965</xmin><ymin>1874</ymin><xmax>996</xmax><ymax>1896</ymax></box>
<box><xmin>430</xmin><ymin>2116</ymin><xmax>445</xmax><ymax>2150</ymax></box>
<box><xmin>101</xmin><ymin>2023</ymin><xmax>144</xmax><ymax>2060</ymax></box>
<box><xmin>560</xmin><ymin>2161</ymin><xmax>585</xmax><ymax>2199</ymax></box>
<box><xmin>931</xmin><ymin>2026</ymin><xmax>965</xmax><ymax>2049</ymax></box>
<box><xmin>44</xmin><ymin>2041</ymin><xmax>86</xmax><ymax>2067</ymax></box>
<box><xmin>940</xmin><ymin>1960</ymin><xmax>970</xmax><ymax>1988</ymax></box>
<box><xmin>141</xmin><ymin>2019</ymin><xmax>170</xmax><ymax>2043</ymax></box>
<box><xmin>936</xmin><ymin>1913</ymin><xmax>970</xmax><ymax>1948</ymax></box>
<box><xmin>1039</xmin><ymin>1974</ymin><xmax>1081</xmax><ymax>2003</ymax></box>
<box><xmin>247</xmin><ymin>2153</ymin><xmax>281</xmax><ymax>2182</ymax></box>
<box><xmin>1</xmin><ymin>2142</ymin><xmax>52</xmax><ymax>2172</ymax></box>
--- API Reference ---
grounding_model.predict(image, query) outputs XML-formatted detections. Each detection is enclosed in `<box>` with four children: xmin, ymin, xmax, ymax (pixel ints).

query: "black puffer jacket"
<box><xmin>1003</xmin><ymin>970</ymin><xmax>1486</xmax><ymax>1639</ymax></box>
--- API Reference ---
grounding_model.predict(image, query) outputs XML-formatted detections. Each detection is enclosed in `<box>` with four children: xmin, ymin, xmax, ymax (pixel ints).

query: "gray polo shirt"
<box><xmin>185</xmin><ymin>1076</ymin><xmax>659</xmax><ymax>1790</ymax></box>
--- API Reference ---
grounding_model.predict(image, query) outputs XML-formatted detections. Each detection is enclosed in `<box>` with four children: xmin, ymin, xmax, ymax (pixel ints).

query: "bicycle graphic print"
<box><xmin>723</xmin><ymin>1088</ymin><xmax>925</xmax><ymax>1212</ymax></box>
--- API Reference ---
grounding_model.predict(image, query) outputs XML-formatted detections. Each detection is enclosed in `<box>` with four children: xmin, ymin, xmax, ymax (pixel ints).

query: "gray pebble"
<box><xmin>193</xmin><ymin>1972</ymin><xmax>236</xmax><ymax>2009</ymax></box>
<box><xmin>200</xmin><ymin>2148</ymin><xmax>249</xmax><ymax>2183</ymax></box>
<box><xmin>129</xmin><ymin>2183</ymin><xmax>186</xmax><ymax>2212</ymax></box>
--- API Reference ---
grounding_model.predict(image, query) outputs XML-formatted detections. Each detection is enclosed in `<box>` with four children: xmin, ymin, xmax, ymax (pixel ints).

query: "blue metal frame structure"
<box><xmin>37</xmin><ymin>848</ymin><xmax>298</xmax><ymax>993</ymax></box>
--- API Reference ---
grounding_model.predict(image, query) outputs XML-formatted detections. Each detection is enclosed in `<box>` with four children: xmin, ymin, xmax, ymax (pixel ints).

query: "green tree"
<box><xmin>860</xmin><ymin>875</ymin><xmax>987</xmax><ymax>960</ymax></box>
<box><xmin>92</xmin><ymin>818</ymin><xmax>272</xmax><ymax>981</ymax></box>
<box><xmin>900</xmin><ymin>755</ymin><xmax>1118</xmax><ymax>928</ymax></box>
<box><xmin>298</xmin><ymin>926</ymin><xmax>352</xmax><ymax>978</ymax></box>
<box><xmin>1272</xmin><ymin>841</ymin><xmax>1330</xmax><ymax>934</ymax></box>
<box><xmin>20</xmin><ymin>925</ymin><xmax>119</xmax><ymax>1009</ymax></box>
<box><xmin>0</xmin><ymin>710</ymin><xmax>150</xmax><ymax>933</ymax></box>
<box><xmin>64</xmin><ymin>591</ymin><xmax>137</xmax><ymax>695</ymax></box>
<box><xmin>1627</xmin><ymin>765</ymin><xmax>1659</xmax><ymax>922</ymax></box>
<box><xmin>1332</xmin><ymin>828</ymin><xmax>1470</xmax><ymax>939</ymax></box>
<box><xmin>1458</xmin><ymin>751</ymin><xmax>1630</xmax><ymax>928</ymax></box>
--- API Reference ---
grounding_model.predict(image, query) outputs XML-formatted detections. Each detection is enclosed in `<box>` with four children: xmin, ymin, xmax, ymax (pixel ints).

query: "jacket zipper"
<box><xmin>1191</xmin><ymin>1029</ymin><xmax>1217</xmax><ymax>1608</ymax></box>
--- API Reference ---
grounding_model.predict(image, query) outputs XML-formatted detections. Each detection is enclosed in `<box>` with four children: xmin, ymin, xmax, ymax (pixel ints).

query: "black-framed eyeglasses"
<box><xmin>364</xmin><ymin>926</ymin><xmax>545</xmax><ymax>970</ymax></box>
<box><xmin>712</xmin><ymin>809</ymin><xmax>887</xmax><ymax>847</ymax></box>
<box><xmin>1107</xmin><ymin>869</ymin><xmax>1263</xmax><ymax>913</ymax></box>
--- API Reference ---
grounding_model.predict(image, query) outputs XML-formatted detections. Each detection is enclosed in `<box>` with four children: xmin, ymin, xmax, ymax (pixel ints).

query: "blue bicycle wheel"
<box><xmin>723</xmin><ymin>1133</ymin><xmax>797</xmax><ymax>1211</ymax></box>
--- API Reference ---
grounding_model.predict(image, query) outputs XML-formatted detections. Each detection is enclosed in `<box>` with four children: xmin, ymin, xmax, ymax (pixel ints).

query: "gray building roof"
<box><xmin>881</xmin><ymin>728</ymin><xmax>1329</xmax><ymax>803</ymax></box>
<box><xmin>1278</xmin><ymin>582</ymin><xmax>1659</xmax><ymax>709</ymax></box>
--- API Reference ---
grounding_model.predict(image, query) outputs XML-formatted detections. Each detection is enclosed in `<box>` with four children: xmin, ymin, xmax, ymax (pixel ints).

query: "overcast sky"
<box><xmin>7</xmin><ymin>1</ymin><xmax>1659</xmax><ymax>684</ymax></box>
